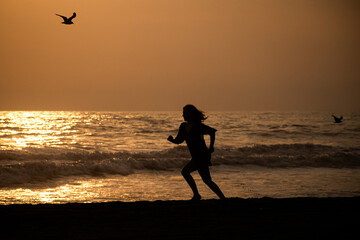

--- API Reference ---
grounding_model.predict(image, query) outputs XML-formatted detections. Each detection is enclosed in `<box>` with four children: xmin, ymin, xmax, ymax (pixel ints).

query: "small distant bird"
<box><xmin>332</xmin><ymin>115</ymin><xmax>343</xmax><ymax>123</ymax></box>
<box><xmin>55</xmin><ymin>12</ymin><xmax>76</xmax><ymax>25</ymax></box>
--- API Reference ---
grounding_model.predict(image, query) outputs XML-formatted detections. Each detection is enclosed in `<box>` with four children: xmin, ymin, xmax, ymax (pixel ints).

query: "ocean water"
<box><xmin>0</xmin><ymin>111</ymin><xmax>359</xmax><ymax>204</ymax></box>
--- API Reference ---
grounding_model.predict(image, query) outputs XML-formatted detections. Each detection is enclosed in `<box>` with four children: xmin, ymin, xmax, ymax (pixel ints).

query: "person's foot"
<box><xmin>190</xmin><ymin>194</ymin><xmax>201</xmax><ymax>201</ymax></box>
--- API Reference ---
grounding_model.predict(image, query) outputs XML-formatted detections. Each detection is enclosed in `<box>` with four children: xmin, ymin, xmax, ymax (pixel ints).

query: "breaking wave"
<box><xmin>1</xmin><ymin>144</ymin><xmax>359</xmax><ymax>187</ymax></box>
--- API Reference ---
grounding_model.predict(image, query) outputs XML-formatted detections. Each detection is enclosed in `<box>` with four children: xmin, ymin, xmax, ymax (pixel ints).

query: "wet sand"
<box><xmin>1</xmin><ymin>197</ymin><xmax>359</xmax><ymax>240</ymax></box>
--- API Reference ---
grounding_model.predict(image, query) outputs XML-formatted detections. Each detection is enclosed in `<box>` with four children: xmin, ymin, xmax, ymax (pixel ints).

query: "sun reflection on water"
<box><xmin>0</xmin><ymin>181</ymin><xmax>104</xmax><ymax>204</ymax></box>
<box><xmin>0</xmin><ymin>111</ymin><xmax>167</xmax><ymax>152</ymax></box>
<box><xmin>0</xmin><ymin>111</ymin><xmax>80</xmax><ymax>150</ymax></box>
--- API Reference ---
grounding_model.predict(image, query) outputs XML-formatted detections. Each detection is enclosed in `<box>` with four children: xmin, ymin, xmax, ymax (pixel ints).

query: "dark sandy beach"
<box><xmin>1</xmin><ymin>197</ymin><xmax>359</xmax><ymax>240</ymax></box>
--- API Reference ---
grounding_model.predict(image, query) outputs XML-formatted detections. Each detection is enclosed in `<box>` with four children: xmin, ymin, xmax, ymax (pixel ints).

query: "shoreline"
<box><xmin>1</xmin><ymin>197</ymin><xmax>359</xmax><ymax>239</ymax></box>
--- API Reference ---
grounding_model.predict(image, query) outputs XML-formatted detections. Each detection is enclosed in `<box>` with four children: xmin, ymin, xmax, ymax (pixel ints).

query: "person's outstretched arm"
<box><xmin>209</xmin><ymin>132</ymin><xmax>215</xmax><ymax>153</ymax></box>
<box><xmin>167</xmin><ymin>135</ymin><xmax>184</xmax><ymax>144</ymax></box>
<box><xmin>168</xmin><ymin>123</ymin><xmax>185</xmax><ymax>144</ymax></box>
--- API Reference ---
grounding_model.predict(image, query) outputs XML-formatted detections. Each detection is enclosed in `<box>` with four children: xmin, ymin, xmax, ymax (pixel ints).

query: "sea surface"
<box><xmin>1</xmin><ymin>111</ymin><xmax>359</xmax><ymax>204</ymax></box>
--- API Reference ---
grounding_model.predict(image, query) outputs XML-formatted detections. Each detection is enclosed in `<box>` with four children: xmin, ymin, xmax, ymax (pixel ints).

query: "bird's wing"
<box><xmin>56</xmin><ymin>14</ymin><xmax>68</xmax><ymax>21</ymax></box>
<box><xmin>340</xmin><ymin>116</ymin><xmax>343</xmax><ymax>120</ymax></box>
<box><xmin>69</xmin><ymin>12</ymin><xmax>76</xmax><ymax>21</ymax></box>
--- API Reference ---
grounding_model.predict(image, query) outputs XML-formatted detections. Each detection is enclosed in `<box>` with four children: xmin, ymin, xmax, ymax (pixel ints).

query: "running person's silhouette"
<box><xmin>168</xmin><ymin>105</ymin><xmax>226</xmax><ymax>200</ymax></box>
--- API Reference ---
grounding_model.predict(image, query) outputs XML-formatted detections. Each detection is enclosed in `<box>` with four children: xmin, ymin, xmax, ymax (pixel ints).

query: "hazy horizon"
<box><xmin>1</xmin><ymin>0</ymin><xmax>359</xmax><ymax>112</ymax></box>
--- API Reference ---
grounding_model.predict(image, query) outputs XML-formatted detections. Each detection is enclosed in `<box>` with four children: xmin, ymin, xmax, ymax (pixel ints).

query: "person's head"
<box><xmin>183</xmin><ymin>104</ymin><xmax>207</xmax><ymax>123</ymax></box>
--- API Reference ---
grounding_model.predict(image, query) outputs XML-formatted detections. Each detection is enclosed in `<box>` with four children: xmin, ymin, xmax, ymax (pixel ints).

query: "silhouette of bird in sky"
<box><xmin>332</xmin><ymin>115</ymin><xmax>343</xmax><ymax>123</ymax></box>
<box><xmin>55</xmin><ymin>12</ymin><xmax>76</xmax><ymax>25</ymax></box>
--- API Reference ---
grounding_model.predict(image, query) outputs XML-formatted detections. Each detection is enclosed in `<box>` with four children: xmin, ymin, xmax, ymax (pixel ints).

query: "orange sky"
<box><xmin>0</xmin><ymin>0</ymin><xmax>359</xmax><ymax>111</ymax></box>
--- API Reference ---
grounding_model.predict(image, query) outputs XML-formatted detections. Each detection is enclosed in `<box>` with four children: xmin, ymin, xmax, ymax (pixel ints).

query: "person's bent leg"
<box><xmin>198</xmin><ymin>167</ymin><xmax>226</xmax><ymax>200</ymax></box>
<box><xmin>181</xmin><ymin>161</ymin><xmax>201</xmax><ymax>200</ymax></box>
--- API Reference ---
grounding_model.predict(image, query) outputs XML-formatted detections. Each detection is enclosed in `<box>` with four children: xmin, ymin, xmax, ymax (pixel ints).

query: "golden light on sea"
<box><xmin>0</xmin><ymin>111</ymin><xmax>79</xmax><ymax>150</ymax></box>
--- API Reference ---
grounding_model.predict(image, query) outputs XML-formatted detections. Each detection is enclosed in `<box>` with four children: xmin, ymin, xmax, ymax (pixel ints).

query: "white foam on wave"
<box><xmin>0</xmin><ymin>144</ymin><xmax>359</xmax><ymax>187</ymax></box>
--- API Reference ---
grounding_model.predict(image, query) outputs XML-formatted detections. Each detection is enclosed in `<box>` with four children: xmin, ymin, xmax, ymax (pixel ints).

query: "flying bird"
<box><xmin>55</xmin><ymin>12</ymin><xmax>76</xmax><ymax>24</ymax></box>
<box><xmin>332</xmin><ymin>115</ymin><xmax>343</xmax><ymax>123</ymax></box>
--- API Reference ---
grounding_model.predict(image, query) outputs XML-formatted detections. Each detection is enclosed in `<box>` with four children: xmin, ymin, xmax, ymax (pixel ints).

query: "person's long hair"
<box><xmin>183</xmin><ymin>104</ymin><xmax>207</xmax><ymax>123</ymax></box>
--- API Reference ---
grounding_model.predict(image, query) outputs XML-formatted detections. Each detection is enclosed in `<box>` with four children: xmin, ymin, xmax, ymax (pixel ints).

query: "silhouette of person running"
<box><xmin>168</xmin><ymin>104</ymin><xmax>226</xmax><ymax>200</ymax></box>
